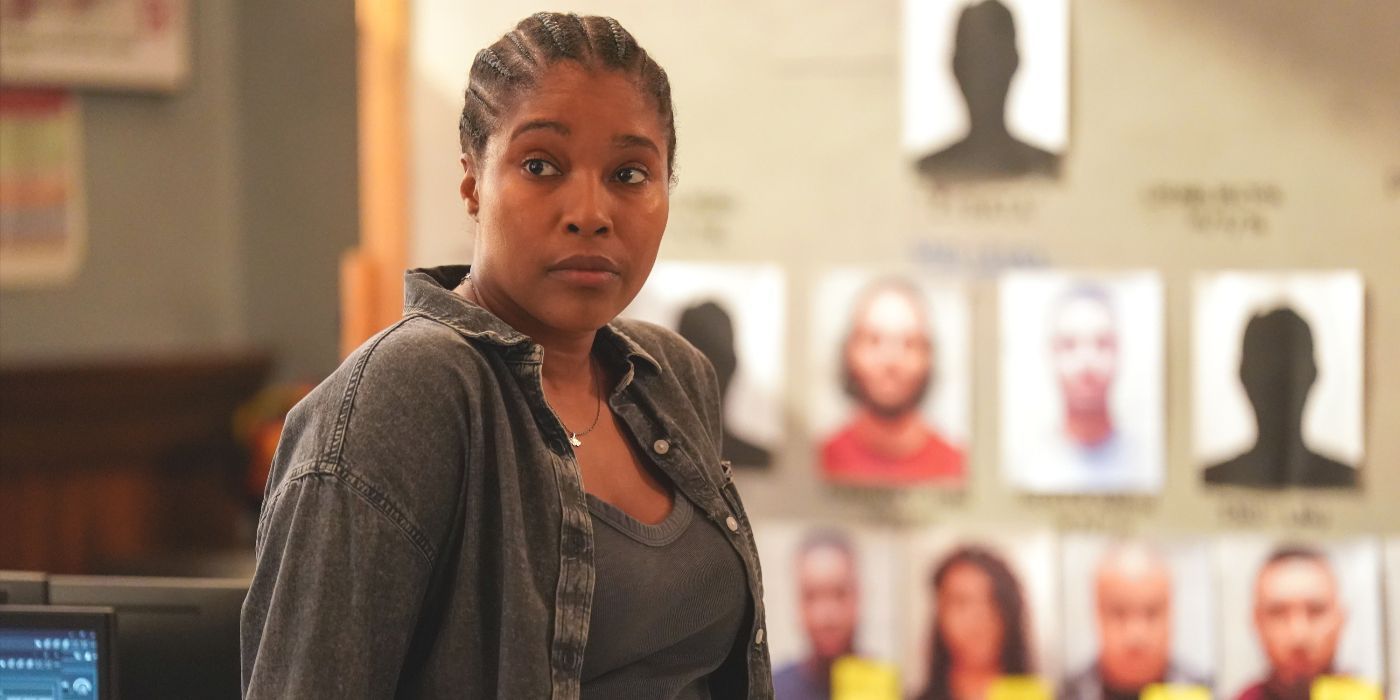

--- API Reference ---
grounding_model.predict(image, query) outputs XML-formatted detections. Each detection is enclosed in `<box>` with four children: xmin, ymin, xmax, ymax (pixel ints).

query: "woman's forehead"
<box><xmin>503</xmin><ymin>63</ymin><xmax>663</xmax><ymax>135</ymax></box>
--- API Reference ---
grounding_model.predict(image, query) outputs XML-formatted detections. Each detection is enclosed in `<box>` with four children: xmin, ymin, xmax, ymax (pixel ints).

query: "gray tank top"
<box><xmin>580</xmin><ymin>490</ymin><xmax>749</xmax><ymax>699</ymax></box>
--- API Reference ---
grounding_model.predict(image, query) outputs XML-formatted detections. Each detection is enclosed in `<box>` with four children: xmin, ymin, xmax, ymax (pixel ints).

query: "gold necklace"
<box><xmin>564</xmin><ymin>360</ymin><xmax>603</xmax><ymax>448</ymax></box>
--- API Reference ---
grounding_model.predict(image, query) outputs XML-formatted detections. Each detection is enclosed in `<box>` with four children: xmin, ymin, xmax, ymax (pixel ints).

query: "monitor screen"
<box><xmin>0</xmin><ymin>605</ymin><xmax>115</xmax><ymax>700</ymax></box>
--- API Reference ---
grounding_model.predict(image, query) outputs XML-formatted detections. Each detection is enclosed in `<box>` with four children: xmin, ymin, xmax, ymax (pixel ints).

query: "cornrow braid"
<box><xmin>604</xmin><ymin>17</ymin><xmax>627</xmax><ymax>61</ymax></box>
<box><xmin>458</xmin><ymin>12</ymin><xmax>677</xmax><ymax>179</ymax></box>
<box><xmin>534</xmin><ymin>12</ymin><xmax>572</xmax><ymax>57</ymax></box>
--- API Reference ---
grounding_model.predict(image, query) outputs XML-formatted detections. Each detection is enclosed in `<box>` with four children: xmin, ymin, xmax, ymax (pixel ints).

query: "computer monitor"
<box><xmin>0</xmin><ymin>571</ymin><xmax>48</xmax><ymax>605</ymax></box>
<box><xmin>0</xmin><ymin>604</ymin><xmax>117</xmax><ymax>699</ymax></box>
<box><xmin>47</xmin><ymin>576</ymin><xmax>248</xmax><ymax>700</ymax></box>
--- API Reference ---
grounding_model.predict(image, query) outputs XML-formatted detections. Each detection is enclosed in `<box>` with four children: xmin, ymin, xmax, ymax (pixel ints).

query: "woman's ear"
<box><xmin>460</xmin><ymin>154</ymin><xmax>480</xmax><ymax>220</ymax></box>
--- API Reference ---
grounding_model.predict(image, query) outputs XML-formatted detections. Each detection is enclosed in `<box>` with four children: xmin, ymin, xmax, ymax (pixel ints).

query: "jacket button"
<box><xmin>652</xmin><ymin>439</ymin><xmax>670</xmax><ymax>455</ymax></box>
<box><xmin>755</xmin><ymin>628</ymin><xmax>765</xmax><ymax>645</ymax></box>
<box><xmin>725</xmin><ymin>516</ymin><xmax>739</xmax><ymax>532</ymax></box>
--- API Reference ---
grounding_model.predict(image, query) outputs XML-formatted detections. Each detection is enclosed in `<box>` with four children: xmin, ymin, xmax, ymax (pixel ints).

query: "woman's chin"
<box><xmin>534</xmin><ymin>303</ymin><xmax>625</xmax><ymax>336</ymax></box>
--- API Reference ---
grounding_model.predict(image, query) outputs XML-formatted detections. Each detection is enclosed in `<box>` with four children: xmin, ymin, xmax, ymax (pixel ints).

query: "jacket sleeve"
<box><xmin>240</xmin><ymin>465</ymin><xmax>432</xmax><ymax>698</ymax></box>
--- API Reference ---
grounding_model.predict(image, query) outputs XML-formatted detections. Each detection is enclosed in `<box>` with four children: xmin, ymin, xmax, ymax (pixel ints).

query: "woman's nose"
<box><xmin>562</xmin><ymin>177</ymin><xmax>611</xmax><ymax>235</ymax></box>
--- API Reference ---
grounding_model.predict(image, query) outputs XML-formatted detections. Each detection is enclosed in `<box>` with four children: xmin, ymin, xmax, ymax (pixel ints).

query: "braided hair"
<box><xmin>459</xmin><ymin>13</ymin><xmax>677</xmax><ymax>178</ymax></box>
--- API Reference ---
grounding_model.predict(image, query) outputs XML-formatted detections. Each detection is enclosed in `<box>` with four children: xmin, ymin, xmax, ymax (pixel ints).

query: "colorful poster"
<box><xmin>0</xmin><ymin>89</ymin><xmax>85</xmax><ymax>288</ymax></box>
<box><xmin>0</xmin><ymin>0</ymin><xmax>189</xmax><ymax>91</ymax></box>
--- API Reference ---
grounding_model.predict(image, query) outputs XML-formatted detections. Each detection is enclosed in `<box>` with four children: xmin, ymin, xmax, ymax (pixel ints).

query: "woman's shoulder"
<box><xmin>286</xmin><ymin>316</ymin><xmax>492</xmax><ymax>451</ymax></box>
<box><xmin>330</xmin><ymin>314</ymin><xmax>502</xmax><ymax>393</ymax></box>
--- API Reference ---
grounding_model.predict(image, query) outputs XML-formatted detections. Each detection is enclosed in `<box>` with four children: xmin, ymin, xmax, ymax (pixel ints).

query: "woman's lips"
<box><xmin>547</xmin><ymin>255</ymin><xmax>621</xmax><ymax>287</ymax></box>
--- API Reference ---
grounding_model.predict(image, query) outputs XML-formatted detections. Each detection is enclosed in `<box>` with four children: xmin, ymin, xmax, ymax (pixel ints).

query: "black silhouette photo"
<box><xmin>677</xmin><ymin>301</ymin><xmax>773</xmax><ymax>468</ymax></box>
<box><xmin>903</xmin><ymin>0</ymin><xmax>1068</xmax><ymax>182</ymax></box>
<box><xmin>624</xmin><ymin>262</ymin><xmax>784</xmax><ymax>469</ymax></box>
<box><xmin>1193</xmin><ymin>273</ymin><xmax>1364</xmax><ymax>489</ymax></box>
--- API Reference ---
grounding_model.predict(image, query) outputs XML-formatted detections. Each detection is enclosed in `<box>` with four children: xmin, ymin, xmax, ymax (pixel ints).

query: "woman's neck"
<box><xmin>455</xmin><ymin>276</ymin><xmax>596</xmax><ymax>391</ymax></box>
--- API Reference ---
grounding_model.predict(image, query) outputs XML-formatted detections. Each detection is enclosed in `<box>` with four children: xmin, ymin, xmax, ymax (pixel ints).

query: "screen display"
<box><xmin>0</xmin><ymin>627</ymin><xmax>102</xmax><ymax>699</ymax></box>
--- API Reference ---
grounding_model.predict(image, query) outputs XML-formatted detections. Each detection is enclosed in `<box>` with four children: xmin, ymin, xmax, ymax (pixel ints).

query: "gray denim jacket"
<box><xmin>241</xmin><ymin>266</ymin><xmax>773</xmax><ymax>699</ymax></box>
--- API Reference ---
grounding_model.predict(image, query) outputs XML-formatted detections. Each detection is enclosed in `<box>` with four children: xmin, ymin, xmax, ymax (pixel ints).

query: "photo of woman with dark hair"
<box><xmin>915</xmin><ymin>546</ymin><xmax>1033</xmax><ymax>700</ymax></box>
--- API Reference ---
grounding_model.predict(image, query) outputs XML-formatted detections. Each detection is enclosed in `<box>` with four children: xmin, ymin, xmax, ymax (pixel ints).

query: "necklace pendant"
<box><xmin>569</xmin><ymin>434</ymin><xmax>582</xmax><ymax>448</ymax></box>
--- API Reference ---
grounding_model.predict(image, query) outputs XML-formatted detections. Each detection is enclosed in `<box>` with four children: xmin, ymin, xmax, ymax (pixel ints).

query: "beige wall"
<box><xmin>410</xmin><ymin>1</ymin><xmax>1400</xmax><ymax>536</ymax></box>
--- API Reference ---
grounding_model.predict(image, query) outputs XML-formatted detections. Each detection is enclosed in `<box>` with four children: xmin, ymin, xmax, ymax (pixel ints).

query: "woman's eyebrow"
<box><xmin>613</xmin><ymin>133</ymin><xmax>660</xmax><ymax>156</ymax></box>
<box><xmin>511</xmin><ymin>119</ymin><xmax>570</xmax><ymax>140</ymax></box>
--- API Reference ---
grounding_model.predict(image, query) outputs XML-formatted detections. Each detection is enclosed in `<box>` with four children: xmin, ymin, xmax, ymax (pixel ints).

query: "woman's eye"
<box><xmin>523</xmin><ymin>159</ymin><xmax>561</xmax><ymax>177</ymax></box>
<box><xmin>615</xmin><ymin>167</ymin><xmax>648</xmax><ymax>184</ymax></box>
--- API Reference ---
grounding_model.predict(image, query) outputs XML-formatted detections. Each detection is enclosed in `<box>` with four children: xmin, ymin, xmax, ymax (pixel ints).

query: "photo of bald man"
<box><xmin>1219</xmin><ymin>539</ymin><xmax>1383</xmax><ymax>700</ymax></box>
<box><xmin>1061</xmin><ymin>539</ymin><xmax>1212</xmax><ymax>700</ymax></box>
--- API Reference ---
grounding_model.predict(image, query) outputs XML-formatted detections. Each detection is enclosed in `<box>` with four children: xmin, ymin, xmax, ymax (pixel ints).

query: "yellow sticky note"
<box><xmin>1311</xmin><ymin>675</ymin><xmax>1382</xmax><ymax>700</ymax></box>
<box><xmin>988</xmin><ymin>675</ymin><xmax>1051</xmax><ymax>700</ymax></box>
<box><xmin>1142</xmin><ymin>683</ymin><xmax>1212</xmax><ymax>700</ymax></box>
<box><xmin>831</xmin><ymin>656</ymin><xmax>899</xmax><ymax>700</ymax></box>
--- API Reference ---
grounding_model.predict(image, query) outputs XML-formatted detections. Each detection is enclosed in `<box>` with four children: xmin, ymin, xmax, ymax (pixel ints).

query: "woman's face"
<box><xmin>461</xmin><ymin>62</ymin><xmax>670</xmax><ymax>335</ymax></box>
<box><xmin>936</xmin><ymin>561</ymin><xmax>1005</xmax><ymax>671</ymax></box>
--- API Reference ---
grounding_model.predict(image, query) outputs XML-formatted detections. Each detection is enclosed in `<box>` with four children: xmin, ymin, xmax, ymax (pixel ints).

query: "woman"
<box><xmin>915</xmin><ymin>546</ymin><xmax>1032</xmax><ymax>700</ymax></box>
<box><xmin>240</xmin><ymin>13</ymin><xmax>771</xmax><ymax>699</ymax></box>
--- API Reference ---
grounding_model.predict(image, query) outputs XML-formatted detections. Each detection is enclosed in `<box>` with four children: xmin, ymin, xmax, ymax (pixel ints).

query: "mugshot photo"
<box><xmin>1059</xmin><ymin>536</ymin><xmax>1215</xmax><ymax>700</ymax></box>
<box><xmin>999</xmin><ymin>271</ymin><xmax>1165</xmax><ymax>494</ymax></box>
<box><xmin>902</xmin><ymin>0</ymin><xmax>1069</xmax><ymax>182</ymax></box>
<box><xmin>808</xmin><ymin>269</ymin><xmax>971</xmax><ymax>489</ymax></box>
<box><xmin>624</xmin><ymin>261</ymin><xmax>785</xmax><ymax>469</ymax></box>
<box><xmin>1216</xmin><ymin>536</ymin><xmax>1384</xmax><ymax>700</ymax></box>
<box><xmin>900</xmin><ymin>528</ymin><xmax>1059</xmax><ymax>699</ymax></box>
<box><xmin>1193</xmin><ymin>271</ymin><xmax>1365</xmax><ymax>489</ymax></box>
<box><xmin>752</xmin><ymin>520</ymin><xmax>901</xmax><ymax>700</ymax></box>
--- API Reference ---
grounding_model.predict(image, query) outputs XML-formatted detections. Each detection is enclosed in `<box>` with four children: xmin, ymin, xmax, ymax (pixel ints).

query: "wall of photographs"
<box><xmin>410</xmin><ymin>0</ymin><xmax>1400</xmax><ymax>697</ymax></box>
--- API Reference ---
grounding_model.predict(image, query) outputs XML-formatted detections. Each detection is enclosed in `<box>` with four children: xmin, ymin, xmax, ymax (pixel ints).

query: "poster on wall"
<box><xmin>1193</xmin><ymin>271</ymin><xmax>1365</xmax><ymax>489</ymax></box>
<box><xmin>0</xmin><ymin>89</ymin><xmax>85</xmax><ymax>288</ymax></box>
<box><xmin>624</xmin><ymin>262</ymin><xmax>784</xmax><ymax>469</ymax></box>
<box><xmin>753</xmin><ymin>520</ymin><xmax>901</xmax><ymax>699</ymax></box>
<box><xmin>1215</xmin><ymin>537</ymin><xmax>1384</xmax><ymax>700</ymax></box>
<box><xmin>900</xmin><ymin>528</ymin><xmax>1059</xmax><ymax>698</ymax></box>
<box><xmin>902</xmin><ymin>0</ymin><xmax>1068</xmax><ymax>182</ymax></box>
<box><xmin>999</xmin><ymin>270</ymin><xmax>1165</xmax><ymax>494</ymax></box>
<box><xmin>1059</xmin><ymin>536</ymin><xmax>1214</xmax><ymax>700</ymax></box>
<box><xmin>808</xmin><ymin>270</ymin><xmax>970</xmax><ymax>489</ymax></box>
<box><xmin>0</xmin><ymin>0</ymin><xmax>189</xmax><ymax>92</ymax></box>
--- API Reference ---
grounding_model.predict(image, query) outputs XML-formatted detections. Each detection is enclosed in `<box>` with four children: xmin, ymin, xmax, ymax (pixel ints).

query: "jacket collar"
<box><xmin>403</xmin><ymin>265</ymin><xmax>661</xmax><ymax>373</ymax></box>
